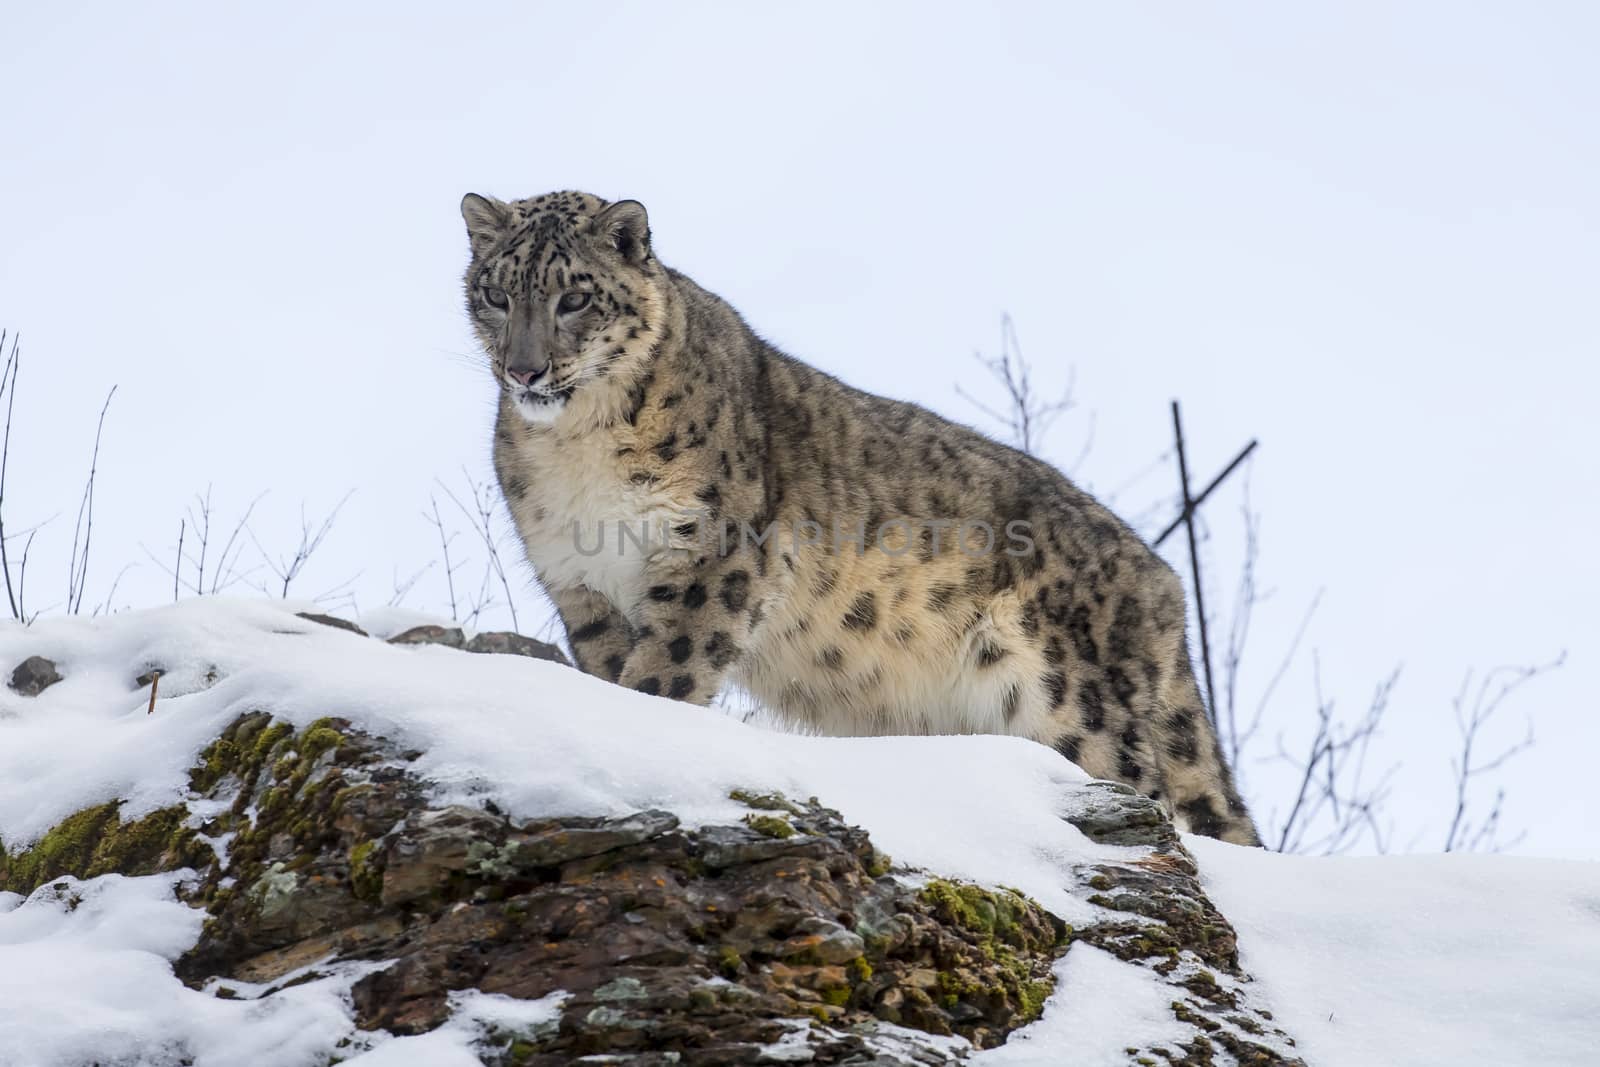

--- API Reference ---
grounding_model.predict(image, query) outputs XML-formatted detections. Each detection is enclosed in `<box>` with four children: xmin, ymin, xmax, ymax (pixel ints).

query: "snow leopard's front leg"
<box><xmin>614</xmin><ymin>563</ymin><xmax>758</xmax><ymax>704</ymax></box>
<box><xmin>553</xmin><ymin>585</ymin><xmax>637</xmax><ymax>684</ymax></box>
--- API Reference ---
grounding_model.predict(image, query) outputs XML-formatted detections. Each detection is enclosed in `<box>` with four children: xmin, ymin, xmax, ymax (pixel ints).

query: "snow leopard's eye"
<box><xmin>481</xmin><ymin>286</ymin><xmax>509</xmax><ymax>310</ymax></box>
<box><xmin>556</xmin><ymin>291</ymin><xmax>591</xmax><ymax>315</ymax></box>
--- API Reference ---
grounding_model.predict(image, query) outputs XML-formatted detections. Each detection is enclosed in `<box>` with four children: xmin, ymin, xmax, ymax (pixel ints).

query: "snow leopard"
<box><xmin>460</xmin><ymin>189</ymin><xmax>1258</xmax><ymax>845</ymax></box>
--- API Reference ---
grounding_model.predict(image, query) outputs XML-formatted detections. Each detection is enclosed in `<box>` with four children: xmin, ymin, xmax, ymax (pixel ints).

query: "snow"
<box><xmin>3</xmin><ymin>598</ymin><xmax>1598</xmax><ymax>1066</ymax></box>
<box><xmin>0</xmin><ymin>873</ymin><xmax>380</xmax><ymax>1067</ymax></box>
<box><xmin>340</xmin><ymin>990</ymin><xmax>567</xmax><ymax>1066</ymax></box>
<box><xmin>974</xmin><ymin>944</ymin><xmax>1193</xmax><ymax>1066</ymax></box>
<box><xmin>1192</xmin><ymin>837</ymin><xmax>1600</xmax><ymax>1067</ymax></box>
<box><xmin>0</xmin><ymin>866</ymin><xmax>554</xmax><ymax>1067</ymax></box>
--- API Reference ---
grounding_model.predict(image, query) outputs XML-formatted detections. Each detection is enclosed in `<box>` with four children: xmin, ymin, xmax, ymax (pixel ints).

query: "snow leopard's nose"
<box><xmin>505</xmin><ymin>307</ymin><xmax>551</xmax><ymax>387</ymax></box>
<box><xmin>507</xmin><ymin>364</ymin><xmax>547</xmax><ymax>387</ymax></box>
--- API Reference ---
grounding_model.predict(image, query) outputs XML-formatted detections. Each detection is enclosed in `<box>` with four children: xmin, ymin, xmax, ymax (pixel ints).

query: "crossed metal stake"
<box><xmin>1153</xmin><ymin>401</ymin><xmax>1257</xmax><ymax>728</ymax></box>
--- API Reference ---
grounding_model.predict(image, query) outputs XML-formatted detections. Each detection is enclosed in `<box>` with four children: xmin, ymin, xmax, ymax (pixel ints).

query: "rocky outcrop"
<box><xmin>1063</xmin><ymin>782</ymin><xmax>1299</xmax><ymax>1065</ymax></box>
<box><xmin>1</xmin><ymin>621</ymin><xmax>1301</xmax><ymax>1066</ymax></box>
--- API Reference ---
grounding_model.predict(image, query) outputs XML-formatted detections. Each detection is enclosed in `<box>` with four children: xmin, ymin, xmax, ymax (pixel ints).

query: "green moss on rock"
<box><xmin>742</xmin><ymin>814</ymin><xmax>796</xmax><ymax>839</ymax></box>
<box><xmin>0</xmin><ymin>802</ymin><xmax>194</xmax><ymax>895</ymax></box>
<box><xmin>0</xmin><ymin>803</ymin><xmax>119</xmax><ymax>892</ymax></box>
<box><xmin>728</xmin><ymin>788</ymin><xmax>799</xmax><ymax>813</ymax></box>
<box><xmin>918</xmin><ymin>879</ymin><xmax>1068</xmax><ymax>1026</ymax></box>
<box><xmin>190</xmin><ymin>739</ymin><xmax>238</xmax><ymax>793</ymax></box>
<box><xmin>922</xmin><ymin>880</ymin><xmax>1036</xmax><ymax>944</ymax></box>
<box><xmin>349</xmin><ymin>840</ymin><xmax>383</xmax><ymax>902</ymax></box>
<box><xmin>252</xmin><ymin>721</ymin><xmax>294</xmax><ymax>763</ymax></box>
<box><xmin>300</xmin><ymin>720</ymin><xmax>345</xmax><ymax>762</ymax></box>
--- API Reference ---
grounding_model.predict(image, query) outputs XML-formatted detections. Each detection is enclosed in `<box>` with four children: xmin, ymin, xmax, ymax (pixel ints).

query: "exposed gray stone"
<box><xmin>1063</xmin><ymin>779</ymin><xmax>1177</xmax><ymax>848</ymax></box>
<box><xmin>784</xmin><ymin>917</ymin><xmax>866</xmax><ymax>965</ymax></box>
<box><xmin>465</xmin><ymin>629</ymin><xmax>569</xmax><ymax>665</ymax></box>
<box><xmin>9</xmin><ymin>655</ymin><xmax>62</xmax><ymax>696</ymax></box>
<box><xmin>697</xmin><ymin>824</ymin><xmax>828</xmax><ymax>869</ymax></box>
<box><xmin>382</xmin><ymin>805</ymin><xmax>507</xmax><ymax>906</ymax></box>
<box><xmin>504</xmin><ymin>809</ymin><xmax>680</xmax><ymax>869</ymax></box>
<box><xmin>388</xmin><ymin>624</ymin><xmax>467</xmax><ymax>649</ymax></box>
<box><xmin>296</xmin><ymin>612</ymin><xmax>369</xmax><ymax>637</ymax></box>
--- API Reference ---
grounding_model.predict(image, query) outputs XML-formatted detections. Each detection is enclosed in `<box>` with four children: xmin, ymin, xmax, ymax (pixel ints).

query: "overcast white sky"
<box><xmin>3</xmin><ymin>2</ymin><xmax>1596</xmax><ymax>857</ymax></box>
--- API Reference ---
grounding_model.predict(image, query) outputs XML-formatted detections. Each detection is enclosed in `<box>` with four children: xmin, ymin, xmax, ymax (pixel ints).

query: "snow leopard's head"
<box><xmin>461</xmin><ymin>189</ymin><xmax>665</xmax><ymax>427</ymax></box>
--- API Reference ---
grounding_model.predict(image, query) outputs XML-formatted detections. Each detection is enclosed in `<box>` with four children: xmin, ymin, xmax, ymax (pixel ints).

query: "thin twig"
<box><xmin>1443</xmin><ymin>653</ymin><xmax>1564</xmax><ymax>852</ymax></box>
<box><xmin>210</xmin><ymin>491</ymin><xmax>266</xmax><ymax>594</ymax></box>
<box><xmin>1271</xmin><ymin>655</ymin><xmax>1401</xmax><ymax>855</ymax></box>
<box><xmin>1106</xmin><ymin>448</ymin><xmax>1174</xmax><ymax>512</ymax></box>
<box><xmin>388</xmin><ymin>562</ymin><xmax>436</xmax><ymax>608</ymax></box>
<box><xmin>66</xmin><ymin>385</ymin><xmax>117</xmax><ymax>614</ymax></box>
<box><xmin>249</xmin><ymin>491</ymin><xmax>354</xmax><ymax>598</ymax></box>
<box><xmin>1220</xmin><ymin>473</ymin><xmax>1262</xmax><ymax>770</ymax></box>
<box><xmin>187</xmin><ymin>487</ymin><xmax>212</xmax><ymax>595</ymax></box>
<box><xmin>173</xmin><ymin>519</ymin><xmax>185</xmax><ymax>602</ymax></box>
<box><xmin>955</xmin><ymin>314</ymin><xmax>1085</xmax><ymax>458</ymax></box>
<box><xmin>440</xmin><ymin>470</ymin><xmax>522</xmax><ymax>631</ymax></box>
<box><xmin>0</xmin><ymin>330</ymin><xmax>21</xmax><ymax>619</ymax></box>
<box><xmin>93</xmin><ymin>563</ymin><xmax>135</xmax><ymax>617</ymax></box>
<box><xmin>425</xmin><ymin>495</ymin><xmax>462</xmax><ymax>622</ymax></box>
<box><xmin>16</xmin><ymin>527</ymin><xmax>38</xmax><ymax>623</ymax></box>
<box><xmin>1249</xmin><ymin>589</ymin><xmax>1324</xmax><ymax>754</ymax></box>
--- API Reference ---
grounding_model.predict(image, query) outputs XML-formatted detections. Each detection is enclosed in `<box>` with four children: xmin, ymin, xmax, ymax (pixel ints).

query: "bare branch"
<box><xmin>425</xmin><ymin>495</ymin><xmax>462</xmax><ymax>622</ymax></box>
<box><xmin>388</xmin><ymin>561</ymin><xmax>436</xmax><ymax>608</ymax></box>
<box><xmin>1106</xmin><ymin>448</ymin><xmax>1174</xmax><ymax>513</ymax></box>
<box><xmin>16</xmin><ymin>527</ymin><xmax>39</xmax><ymax>624</ymax></box>
<box><xmin>1271</xmin><ymin>673</ymin><xmax>1329</xmax><ymax>853</ymax></box>
<box><xmin>173</xmin><ymin>519</ymin><xmax>185</xmax><ymax>602</ymax></box>
<box><xmin>439</xmin><ymin>470</ymin><xmax>523</xmax><ymax>632</ymax></box>
<box><xmin>92</xmin><ymin>563</ymin><xmax>136</xmax><ymax>617</ymax></box>
<box><xmin>1270</xmin><ymin>654</ymin><xmax>1401</xmax><ymax>855</ymax></box>
<box><xmin>185</xmin><ymin>487</ymin><xmax>213</xmax><ymax>596</ymax></box>
<box><xmin>249</xmin><ymin>490</ymin><xmax>354</xmax><ymax>599</ymax></box>
<box><xmin>209</xmin><ymin>491</ymin><xmax>266</xmax><ymax>595</ymax></box>
<box><xmin>955</xmin><ymin>314</ymin><xmax>1086</xmax><ymax>459</ymax></box>
<box><xmin>66</xmin><ymin>385</ymin><xmax>117</xmax><ymax>614</ymax></box>
<box><xmin>532</xmin><ymin>605</ymin><xmax>566</xmax><ymax>646</ymax></box>
<box><xmin>1249</xmin><ymin>589</ymin><xmax>1324</xmax><ymax>754</ymax></box>
<box><xmin>312</xmin><ymin>570</ymin><xmax>363</xmax><ymax>612</ymax></box>
<box><xmin>1443</xmin><ymin>652</ymin><xmax>1564</xmax><ymax>852</ymax></box>
<box><xmin>0</xmin><ymin>330</ymin><xmax>22</xmax><ymax>620</ymax></box>
<box><xmin>1219</xmin><ymin>474</ymin><xmax>1262</xmax><ymax>771</ymax></box>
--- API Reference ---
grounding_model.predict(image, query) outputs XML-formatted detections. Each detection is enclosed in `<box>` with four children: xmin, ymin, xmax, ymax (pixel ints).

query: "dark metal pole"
<box><xmin>1171</xmin><ymin>401</ymin><xmax>1219</xmax><ymax>725</ymax></box>
<box><xmin>1152</xmin><ymin>438</ymin><xmax>1258</xmax><ymax>549</ymax></box>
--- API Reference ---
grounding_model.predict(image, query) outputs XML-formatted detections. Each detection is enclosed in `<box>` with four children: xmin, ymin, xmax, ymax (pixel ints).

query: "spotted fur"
<box><xmin>462</xmin><ymin>190</ymin><xmax>1259</xmax><ymax>845</ymax></box>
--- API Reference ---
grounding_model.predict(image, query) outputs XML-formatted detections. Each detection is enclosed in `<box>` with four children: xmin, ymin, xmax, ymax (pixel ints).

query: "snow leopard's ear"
<box><xmin>590</xmin><ymin>199</ymin><xmax>651</xmax><ymax>265</ymax></box>
<box><xmin>460</xmin><ymin>193</ymin><xmax>510</xmax><ymax>259</ymax></box>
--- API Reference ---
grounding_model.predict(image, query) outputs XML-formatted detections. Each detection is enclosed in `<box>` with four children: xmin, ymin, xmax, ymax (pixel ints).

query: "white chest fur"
<box><xmin>502</xmin><ymin>428</ymin><xmax>687</xmax><ymax>618</ymax></box>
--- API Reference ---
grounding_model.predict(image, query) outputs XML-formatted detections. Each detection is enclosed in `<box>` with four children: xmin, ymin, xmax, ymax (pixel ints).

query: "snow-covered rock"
<box><xmin>1</xmin><ymin>600</ymin><xmax>1594</xmax><ymax>1065</ymax></box>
